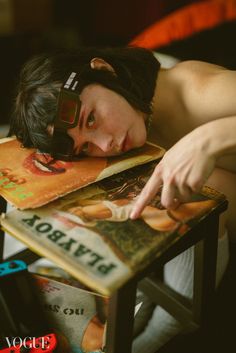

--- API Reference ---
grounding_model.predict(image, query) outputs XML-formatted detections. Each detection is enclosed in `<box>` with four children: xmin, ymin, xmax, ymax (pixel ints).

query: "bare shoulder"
<box><xmin>169</xmin><ymin>60</ymin><xmax>236</xmax><ymax>119</ymax></box>
<box><xmin>171</xmin><ymin>60</ymin><xmax>227</xmax><ymax>74</ymax></box>
<box><xmin>170</xmin><ymin>60</ymin><xmax>235</xmax><ymax>85</ymax></box>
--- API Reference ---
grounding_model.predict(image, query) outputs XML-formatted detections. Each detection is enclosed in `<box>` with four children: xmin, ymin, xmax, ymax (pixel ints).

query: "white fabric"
<box><xmin>132</xmin><ymin>232</ymin><xmax>229</xmax><ymax>353</ymax></box>
<box><xmin>102</xmin><ymin>200</ymin><xmax>135</xmax><ymax>222</ymax></box>
<box><xmin>153</xmin><ymin>52</ymin><xmax>180</xmax><ymax>68</ymax></box>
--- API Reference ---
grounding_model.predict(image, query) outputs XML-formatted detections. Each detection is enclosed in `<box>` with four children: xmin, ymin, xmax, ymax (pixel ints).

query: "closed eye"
<box><xmin>80</xmin><ymin>142</ymin><xmax>89</xmax><ymax>155</ymax></box>
<box><xmin>80</xmin><ymin>143</ymin><xmax>107</xmax><ymax>157</ymax></box>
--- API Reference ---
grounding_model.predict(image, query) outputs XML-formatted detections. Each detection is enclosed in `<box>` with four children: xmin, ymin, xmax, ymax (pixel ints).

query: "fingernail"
<box><xmin>130</xmin><ymin>211</ymin><xmax>137</xmax><ymax>220</ymax></box>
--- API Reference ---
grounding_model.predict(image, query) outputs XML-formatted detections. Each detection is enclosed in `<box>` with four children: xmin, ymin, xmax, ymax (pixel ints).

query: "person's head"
<box><xmin>10</xmin><ymin>46</ymin><xmax>160</xmax><ymax>158</ymax></box>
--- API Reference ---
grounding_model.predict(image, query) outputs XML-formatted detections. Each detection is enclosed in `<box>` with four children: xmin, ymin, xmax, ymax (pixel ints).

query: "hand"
<box><xmin>130</xmin><ymin>127</ymin><xmax>216</xmax><ymax>219</ymax></box>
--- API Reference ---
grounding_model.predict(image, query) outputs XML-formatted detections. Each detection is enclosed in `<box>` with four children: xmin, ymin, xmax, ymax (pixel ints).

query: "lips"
<box><xmin>23</xmin><ymin>152</ymin><xmax>73</xmax><ymax>176</ymax></box>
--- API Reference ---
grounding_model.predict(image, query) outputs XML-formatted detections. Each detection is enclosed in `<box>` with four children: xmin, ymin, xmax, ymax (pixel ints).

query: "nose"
<box><xmin>91</xmin><ymin>131</ymin><xmax>113</xmax><ymax>153</ymax></box>
<box><xmin>68</xmin><ymin>125</ymin><xmax>114</xmax><ymax>155</ymax></box>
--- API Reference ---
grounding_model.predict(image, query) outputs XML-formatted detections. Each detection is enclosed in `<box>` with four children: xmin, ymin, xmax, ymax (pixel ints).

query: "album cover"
<box><xmin>0</xmin><ymin>137</ymin><xmax>165</xmax><ymax>209</ymax></box>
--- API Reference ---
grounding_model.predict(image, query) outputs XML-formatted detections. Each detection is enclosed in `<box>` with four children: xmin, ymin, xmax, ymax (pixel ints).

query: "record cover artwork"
<box><xmin>0</xmin><ymin>138</ymin><xmax>165</xmax><ymax>209</ymax></box>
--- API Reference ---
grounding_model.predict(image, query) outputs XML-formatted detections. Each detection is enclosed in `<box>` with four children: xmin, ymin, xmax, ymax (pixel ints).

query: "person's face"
<box><xmin>67</xmin><ymin>83</ymin><xmax>147</xmax><ymax>157</ymax></box>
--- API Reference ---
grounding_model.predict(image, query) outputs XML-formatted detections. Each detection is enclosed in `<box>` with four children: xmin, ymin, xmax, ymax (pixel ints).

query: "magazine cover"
<box><xmin>1</xmin><ymin>163</ymin><xmax>225</xmax><ymax>295</ymax></box>
<box><xmin>33</xmin><ymin>273</ymin><xmax>143</xmax><ymax>353</ymax></box>
<box><xmin>0</xmin><ymin>137</ymin><xmax>165</xmax><ymax>209</ymax></box>
<box><xmin>33</xmin><ymin>274</ymin><xmax>108</xmax><ymax>353</ymax></box>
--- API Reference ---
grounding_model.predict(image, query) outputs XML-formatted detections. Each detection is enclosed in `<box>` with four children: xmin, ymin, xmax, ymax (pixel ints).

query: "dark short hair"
<box><xmin>9</xmin><ymin>46</ymin><xmax>160</xmax><ymax>152</ymax></box>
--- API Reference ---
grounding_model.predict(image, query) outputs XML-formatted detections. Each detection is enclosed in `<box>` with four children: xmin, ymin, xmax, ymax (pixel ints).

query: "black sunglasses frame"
<box><xmin>51</xmin><ymin>72</ymin><xmax>82</xmax><ymax>160</ymax></box>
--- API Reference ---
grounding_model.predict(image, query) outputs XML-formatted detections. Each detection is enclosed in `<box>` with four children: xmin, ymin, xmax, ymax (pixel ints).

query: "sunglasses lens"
<box><xmin>59</xmin><ymin>97</ymin><xmax>78</xmax><ymax>124</ymax></box>
<box><xmin>51</xmin><ymin>131</ymin><xmax>74</xmax><ymax>160</ymax></box>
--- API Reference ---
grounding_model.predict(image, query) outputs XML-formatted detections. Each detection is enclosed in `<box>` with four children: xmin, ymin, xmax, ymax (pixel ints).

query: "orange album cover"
<box><xmin>0</xmin><ymin>138</ymin><xmax>165</xmax><ymax>209</ymax></box>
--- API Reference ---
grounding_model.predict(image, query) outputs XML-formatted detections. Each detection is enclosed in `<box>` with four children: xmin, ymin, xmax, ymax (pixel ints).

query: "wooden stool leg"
<box><xmin>193</xmin><ymin>215</ymin><xmax>219</xmax><ymax>327</ymax></box>
<box><xmin>0</xmin><ymin>197</ymin><xmax>7</xmax><ymax>262</ymax></box>
<box><xmin>0</xmin><ymin>227</ymin><xmax>5</xmax><ymax>262</ymax></box>
<box><xmin>106</xmin><ymin>280</ymin><xmax>137</xmax><ymax>353</ymax></box>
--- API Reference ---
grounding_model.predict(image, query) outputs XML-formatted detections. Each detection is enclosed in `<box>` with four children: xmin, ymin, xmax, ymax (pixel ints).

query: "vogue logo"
<box><xmin>5</xmin><ymin>336</ymin><xmax>50</xmax><ymax>349</ymax></box>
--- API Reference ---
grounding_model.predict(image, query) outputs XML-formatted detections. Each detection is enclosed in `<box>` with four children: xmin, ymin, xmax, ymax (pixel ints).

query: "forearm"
<box><xmin>130</xmin><ymin>116</ymin><xmax>236</xmax><ymax>218</ymax></box>
<box><xmin>201</xmin><ymin>117</ymin><xmax>236</xmax><ymax>158</ymax></box>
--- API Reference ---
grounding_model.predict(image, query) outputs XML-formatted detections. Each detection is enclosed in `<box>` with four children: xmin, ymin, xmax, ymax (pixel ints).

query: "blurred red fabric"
<box><xmin>129</xmin><ymin>0</ymin><xmax>236</xmax><ymax>49</ymax></box>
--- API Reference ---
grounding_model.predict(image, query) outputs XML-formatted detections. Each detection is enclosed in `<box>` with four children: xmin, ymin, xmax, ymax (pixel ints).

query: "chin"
<box><xmin>130</xmin><ymin>130</ymin><xmax>146</xmax><ymax>149</ymax></box>
<box><xmin>138</xmin><ymin>127</ymin><xmax>147</xmax><ymax>146</ymax></box>
<box><xmin>136</xmin><ymin>136</ymin><xmax>147</xmax><ymax>148</ymax></box>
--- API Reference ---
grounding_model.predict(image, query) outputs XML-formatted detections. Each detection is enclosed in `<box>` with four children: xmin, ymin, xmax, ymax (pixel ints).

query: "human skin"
<box><xmin>67</xmin><ymin>59</ymin><xmax>236</xmax><ymax>240</ymax></box>
<box><xmin>67</xmin><ymin>83</ymin><xmax>147</xmax><ymax>157</ymax></box>
<box><xmin>67</xmin><ymin>198</ymin><xmax>216</xmax><ymax>234</ymax></box>
<box><xmin>81</xmin><ymin>314</ymin><xmax>105</xmax><ymax>352</ymax></box>
<box><xmin>81</xmin><ymin>295</ymin><xmax>108</xmax><ymax>352</ymax></box>
<box><xmin>130</xmin><ymin>61</ymin><xmax>236</xmax><ymax>240</ymax></box>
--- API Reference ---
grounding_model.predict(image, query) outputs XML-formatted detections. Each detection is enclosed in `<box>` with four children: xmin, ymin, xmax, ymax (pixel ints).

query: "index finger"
<box><xmin>130</xmin><ymin>170</ymin><xmax>163</xmax><ymax>219</ymax></box>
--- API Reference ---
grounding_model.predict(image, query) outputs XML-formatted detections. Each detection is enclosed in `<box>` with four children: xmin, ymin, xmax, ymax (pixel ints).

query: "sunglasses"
<box><xmin>51</xmin><ymin>72</ymin><xmax>82</xmax><ymax>160</ymax></box>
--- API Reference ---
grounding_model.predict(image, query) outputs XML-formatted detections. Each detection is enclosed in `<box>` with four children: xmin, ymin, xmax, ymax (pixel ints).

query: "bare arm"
<box><xmin>130</xmin><ymin>116</ymin><xmax>236</xmax><ymax>219</ymax></box>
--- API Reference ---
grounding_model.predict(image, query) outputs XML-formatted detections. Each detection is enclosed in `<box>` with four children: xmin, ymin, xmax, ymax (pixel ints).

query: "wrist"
<box><xmin>194</xmin><ymin>124</ymin><xmax>217</xmax><ymax>159</ymax></box>
<box><xmin>197</xmin><ymin>118</ymin><xmax>236</xmax><ymax>159</ymax></box>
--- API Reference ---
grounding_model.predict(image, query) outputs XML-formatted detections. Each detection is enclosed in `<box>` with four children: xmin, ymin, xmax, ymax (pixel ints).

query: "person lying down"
<box><xmin>9</xmin><ymin>46</ymin><xmax>236</xmax><ymax>351</ymax></box>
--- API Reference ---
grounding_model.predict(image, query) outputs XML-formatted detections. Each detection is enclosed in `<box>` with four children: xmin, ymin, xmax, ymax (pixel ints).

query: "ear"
<box><xmin>90</xmin><ymin>57</ymin><xmax>116</xmax><ymax>75</ymax></box>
